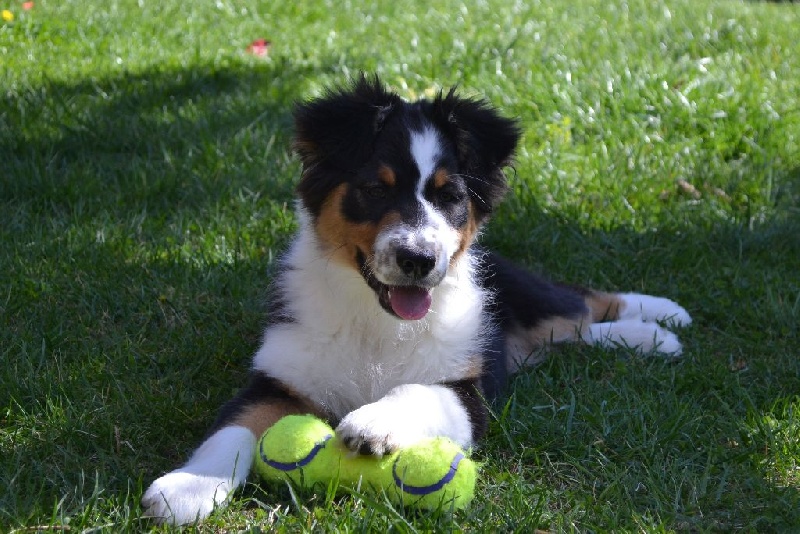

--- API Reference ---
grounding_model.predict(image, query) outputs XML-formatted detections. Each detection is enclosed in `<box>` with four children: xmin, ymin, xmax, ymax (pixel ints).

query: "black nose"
<box><xmin>396</xmin><ymin>247</ymin><xmax>436</xmax><ymax>280</ymax></box>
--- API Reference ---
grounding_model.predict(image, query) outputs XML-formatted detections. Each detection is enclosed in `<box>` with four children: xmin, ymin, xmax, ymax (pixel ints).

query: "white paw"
<box><xmin>584</xmin><ymin>320</ymin><xmax>683</xmax><ymax>356</ymax></box>
<box><xmin>620</xmin><ymin>293</ymin><xmax>692</xmax><ymax>328</ymax></box>
<box><xmin>336</xmin><ymin>402</ymin><xmax>425</xmax><ymax>457</ymax></box>
<box><xmin>141</xmin><ymin>470</ymin><xmax>231</xmax><ymax>525</ymax></box>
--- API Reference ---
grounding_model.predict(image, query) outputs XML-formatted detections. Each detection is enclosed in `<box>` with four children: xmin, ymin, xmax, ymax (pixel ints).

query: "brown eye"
<box><xmin>436</xmin><ymin>187</ymin><xmax>460</xmax><ymax>204</ymax></box>
<box><xmin>361</xmin><ymin>183</ymin><xmax>388</xmax><ymax>200</ymax></box>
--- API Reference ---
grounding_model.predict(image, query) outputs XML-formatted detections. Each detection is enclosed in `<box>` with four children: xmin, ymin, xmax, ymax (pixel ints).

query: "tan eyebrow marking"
<box><xmin>433</xmin><ymin>168</ymin><xmax>449</xmax><ymax>189</ymax></box>
<box><xmin>378</xmin><ymin>164</ymin><xmax>396</xmax><ymax>186</ymax></box>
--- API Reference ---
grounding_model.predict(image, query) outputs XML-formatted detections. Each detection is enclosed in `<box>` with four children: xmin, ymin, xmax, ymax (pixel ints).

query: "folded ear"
<box><xmin>430</xmin><ymin>89</ymin><xmax>521</xmax><ymax>216</ymax></box>
<box><xmin>293</xmin><ymin>74</ymin><xmax>402</xmax><ymax>170</ymax></box>
<box><xmin>294</xmin><ymin>75</ymin><xmax>402</xmax><ymax>215</ymax></box>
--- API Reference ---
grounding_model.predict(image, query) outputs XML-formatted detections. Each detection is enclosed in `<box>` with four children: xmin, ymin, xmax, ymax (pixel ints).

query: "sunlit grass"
<box><xmin>2</xmin><ymin>0</ymin><xmax>799</xmax><ymax>531</ymax></box>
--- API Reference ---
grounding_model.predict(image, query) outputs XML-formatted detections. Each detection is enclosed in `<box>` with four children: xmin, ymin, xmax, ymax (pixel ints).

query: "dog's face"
<box><xmin>293</xmin><ymin>76</ymin><xmax>520</xmax><ymax>320</ymax></box>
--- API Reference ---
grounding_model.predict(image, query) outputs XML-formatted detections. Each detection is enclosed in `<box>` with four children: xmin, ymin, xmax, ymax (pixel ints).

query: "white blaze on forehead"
<box><xmin>405</xmin><ymin>126</ymin><xmax>460</xmax><ymax>266</ymax></box>
<box><xmin>410</xmin><ymin>127</ymin><xmax>442</xmax><ymax>196</ymax></box>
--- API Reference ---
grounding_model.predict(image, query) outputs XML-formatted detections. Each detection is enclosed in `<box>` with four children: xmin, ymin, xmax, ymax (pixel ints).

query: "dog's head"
<box><xmin>293</xmin><ymin>75</ymin><xmax>520</xmax><ymax>320</ymax></box>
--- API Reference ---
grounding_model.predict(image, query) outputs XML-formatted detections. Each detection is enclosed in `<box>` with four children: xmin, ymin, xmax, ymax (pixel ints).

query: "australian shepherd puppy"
<box><xmin>142</xmin><ymin>76</ymin><xmax>691</xmax><ymax>524</ymax></box>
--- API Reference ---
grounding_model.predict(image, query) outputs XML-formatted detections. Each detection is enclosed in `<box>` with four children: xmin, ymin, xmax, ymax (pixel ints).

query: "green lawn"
<box><xmin>2</xmin><ymin>0</ymin><xmax>799</xmax><ymax>531</ymax></box>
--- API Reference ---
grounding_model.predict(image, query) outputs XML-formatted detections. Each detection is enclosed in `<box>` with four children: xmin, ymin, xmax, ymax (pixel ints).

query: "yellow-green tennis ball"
<box><xmin>254</xmin><ymin>416</ymin><xmax>477</xmax><ymax>510</ymax></box>
<box><xmin>254</xmin><ymin>414</ymin><xmax>337</xmax><ymax>486</ymax></box>
<box><xmin>389</xmin><ymin>437</ymin><xmax>477</xmax><ymax>509</ymax></box>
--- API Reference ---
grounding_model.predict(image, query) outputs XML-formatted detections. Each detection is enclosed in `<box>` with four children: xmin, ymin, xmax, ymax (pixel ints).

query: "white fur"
<box><xmin>141</xmin><ymin>204</ymin><xmax>489</xmax><ymax>524</ymax></box>
<box><xmin>142</xmin><ymin>209</ymin><xmax>692</xmax><ymax>524</ymax></box>
<box><xmin>141</xmin><ymin>426</ymin><xmax>255</xmax><ymax>525</ymax></box>
<box><xmin>255</xmin><ymin>209</ymin><xmax>488</xmax><ymax>418</ymax></box>
<box><xmin>410</xmin><ymin>127</ymin><xmax>456</xmax><ymax>251</ymax></box>
<box><xmin>410</xmin><ymin>127</ymin><xmax>440</xmax><ymax>186</ymax></box>
<box><xmin>336</xmin><ymin>383</ymin><xmax>474</xmax><ymax>455</ymax></box>
<box><xmin>141</xmin><ymin>128</ymin><xmax>482</xmax><ymax>525</ymax></box>
<box><xmin>582</xmin><ymin>319</ymin><xmax>683</xmax><ymax>356</ymax></box>
<box><xmin>142</xmin><ymin>122</ymin><xmax>694</xmax><ymax>524</ymax></box>
<box><xmin>619</xmin><ymin>293</ymin><xmax>692</xmax><ymax>327</ymax></box>
<box><xmin>365</xmin><ymin>126</ymin><xmax>461</xmax><ymax>287</ymax></box>
<box><xmin>372</xmin><ymin>219</ymin><xmax>460</xmax><ymax>286</ymax></box>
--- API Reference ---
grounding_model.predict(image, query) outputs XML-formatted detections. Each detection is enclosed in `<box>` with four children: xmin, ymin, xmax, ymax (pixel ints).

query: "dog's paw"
<box><xmin>585</xmin><ymin>319</ymin><xmax>684</xmax><ymax>356</ymax></box>
<box><xmin>141</xmin><ymin>470</ymin><xmax>231</xmax><ymax>525</ymax></box>
<box><xmin>620</xmin><ymin>293</ymin><xmax>692</xmax><ymax>328</ymax></box>
<box><xmin>336</xmin><ymin>402</ymin><xmax>425</xmax><ymax>457</ymax></box>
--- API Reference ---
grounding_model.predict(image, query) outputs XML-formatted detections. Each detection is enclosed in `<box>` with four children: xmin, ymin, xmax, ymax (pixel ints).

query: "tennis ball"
<box><xmin>254</xmin><ymin>415</ymin><xmax>477</xmax><ymax>509</ymax></box>
<box><xmin>253</xmin><ymin>414</ymin><xmax>337</xmax><ymax>485</ymax></box>
<box><xmin>389</xmin><ymin>437</ymin><xmax>477</xmax><ymax>509</ymax></box>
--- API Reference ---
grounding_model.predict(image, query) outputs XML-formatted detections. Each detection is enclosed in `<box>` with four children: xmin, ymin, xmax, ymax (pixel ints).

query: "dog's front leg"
<box><xmin>141</xmin><ymin>425</ymin><xmax>255</xmax><ymax>525</ymax></box>
<box><xmin>336</xmin><ymin>379</ymin><xmax>487</xmax><ymax>456</ymax></box>
<box><xmin>141</xmin><ymin>372</ymin><xmax>316</xmax><ymax>525</ymax></box>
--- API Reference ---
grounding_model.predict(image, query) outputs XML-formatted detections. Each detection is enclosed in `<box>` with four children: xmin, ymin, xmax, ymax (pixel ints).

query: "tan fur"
<box><xmin>585</xmin><ymin>291</ymin><xmax>623</xmax><ymax>322</ymax></box>
<box><xmin>315</xmin><ymin>183</ymin><xmax>401</xmax><ymax>269</ymax></box>
<box><xmin>504</xmin><ymin>292</ymin><xmax>628</xmax><ymax>371</ymax></box>
<box><xmin>529</xmin><ymin>314</ymin><xmax>591</xmax><ymax>343</ymax></box>
<box><xmin>378</xmin><ymin>164</ymin><xmax>396</xmax><ymax>186</ymax></box>
<box><xmin>233</xmin><ymin>398</ymin><xmax>319</xmax><ymax>437</ymax></box>
<box><xmin>505</xmin><ymin>313</ymin><xmax>591</xmax><ymax>371</ymax></box>
<box><xmin>464</xmin><ymin>357</ymin><xmax>486</xmax><ymax>380</ymax></box>
<box><xmin>451</xmin><ymin>202</ymin><xmax>481</xmax><ymax>266</ymax></box>
<box><xmin>433</xmin><ymin>168</ymin><xmax>449</xmax><ymax>188</ymax></box>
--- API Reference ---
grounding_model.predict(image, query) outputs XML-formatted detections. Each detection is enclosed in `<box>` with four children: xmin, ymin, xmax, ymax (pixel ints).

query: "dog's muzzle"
<box><xmin>368</xmin><ymin>225</ymin><xmax>451</xmax><ymax>320</ymax></box>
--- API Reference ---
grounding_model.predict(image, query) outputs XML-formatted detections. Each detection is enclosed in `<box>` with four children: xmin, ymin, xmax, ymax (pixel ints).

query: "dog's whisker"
<box><xmin>466</xmin><ymin>186</ymin><xmax>487</xmax><ymax>205</ymax></box>
<box><xmin>448</xmin><ymin>172</ymin><xmax>492</xmax><ymax>186</ymax></box>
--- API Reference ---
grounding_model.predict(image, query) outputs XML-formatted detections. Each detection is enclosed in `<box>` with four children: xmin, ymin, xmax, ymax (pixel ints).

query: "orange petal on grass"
<box><xmin>22</xmin><ymin>1</ymin><xmax>34</xmax><ymax>10</ymax></box>
<box><xmin>246</xmin><ymin>38</ymin><xmax>271</xmax><ymax>57</ymax></box>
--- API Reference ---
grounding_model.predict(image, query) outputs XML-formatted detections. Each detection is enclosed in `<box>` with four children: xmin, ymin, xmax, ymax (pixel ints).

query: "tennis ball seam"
<box><xmin>392</xmin><ymin>451</ymin><xmax>464</xmax><ymax>495</ymax></box>
<box><xmin>259</xmin><ymin>433</ymin><xmax>333</xmax><ymax>471</ymax></box>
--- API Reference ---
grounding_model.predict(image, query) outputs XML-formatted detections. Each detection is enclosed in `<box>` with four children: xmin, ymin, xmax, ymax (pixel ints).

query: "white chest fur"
<box><xmin>251</xmin><ymin>224</ymin><xmax>487</xmax><ymax>418</ymax></box>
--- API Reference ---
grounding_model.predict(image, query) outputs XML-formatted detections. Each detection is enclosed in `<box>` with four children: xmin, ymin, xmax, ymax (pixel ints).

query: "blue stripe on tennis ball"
<box><xmin>392</xmin><ymin>451</ymin><xmax>465</xmax><ymax>495</ymax></box>
<box><xmin>259</xmin><ymin>433</ymin><xmax>333</xmax><ymax>471</ymax></box>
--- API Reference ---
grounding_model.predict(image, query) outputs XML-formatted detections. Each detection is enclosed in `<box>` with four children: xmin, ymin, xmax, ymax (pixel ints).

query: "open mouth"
<box><xmin>357</xmin><ymin>249</ymin><xmax>434</xmax><ymax>320</ymax></box>
<box><xmin>379</xmin><ymin>285</ymin><xmax>433</xmax><ymax>320</ymax></box>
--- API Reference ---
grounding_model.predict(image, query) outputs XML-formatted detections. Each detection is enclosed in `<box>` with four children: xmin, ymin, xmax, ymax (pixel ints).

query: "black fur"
<box><xmin>441</xmin><ymin>378</ymin><xmax>490</xmax><ymax>442</ymax></box>
<box><xmin>478</xmin><ymin>250</ymin><xmax>589</xmax><ymax>330</ymax></box>
<box><xmin>294</xmin><ymin>75</ymin><xmax>404</xmax><ymax>217</ymax></box>
<box><xmin>141</xmin><ymin>76</ymin><xmax>690</xmax><ymax>527</ymax></box>
<box><xmin>294</xmin><ymin>76</ymin><xmax>587</xmax><ymax>405</ymax></box>
<box><xmin>209</xmin><ymin>372</ymin><xmax>308</xmax><ymax>433</ymax></box>
<box><xmin>294</xmin><ymin>75</ymin><xmax>520</xmax><ymax>222</ymax></box>
<box><xmin>264</xmin><ymin>266</ymin><xmax>296</xmax><ymax>326</ymax></box>
<box><xmin>426</xmin><ymin>89</ymin><xmax>521</xmax><ymax>219</ymax></box>
<box><xmin>478</xmin><ymin>321</ymin><xmax>509</xmax><ymax>401</ymax></box>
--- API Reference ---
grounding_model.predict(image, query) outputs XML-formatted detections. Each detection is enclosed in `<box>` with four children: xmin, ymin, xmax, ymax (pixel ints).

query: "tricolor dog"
<box><xmin>142</xmin><ymin>76</ymin><xmax>691</xmax><ymax>524</ymax></box>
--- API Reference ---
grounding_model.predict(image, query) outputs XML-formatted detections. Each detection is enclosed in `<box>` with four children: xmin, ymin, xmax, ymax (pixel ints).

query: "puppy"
<box><xmin>142</xmin><ymin>76</ymin><xmax>691</xmax><ymax>524</ymax></box>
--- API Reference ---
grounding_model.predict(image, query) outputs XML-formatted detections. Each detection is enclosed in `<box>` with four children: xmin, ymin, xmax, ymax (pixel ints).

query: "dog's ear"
<box><xmin>294</xmin><ymin>75</ymin><xmax>401</xmax><ymax>215</ymax></box>
<box><xmin>430</xmin><ymin>89</ymin><xmax>521</xmax><ymax>217</ymax></box>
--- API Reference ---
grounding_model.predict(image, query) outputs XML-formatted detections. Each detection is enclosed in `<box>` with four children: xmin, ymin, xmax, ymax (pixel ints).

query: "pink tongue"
<box><xmin>389</xmin><ymin>286</ymin><xmax>432</xmax><ymax>320</ymax></box>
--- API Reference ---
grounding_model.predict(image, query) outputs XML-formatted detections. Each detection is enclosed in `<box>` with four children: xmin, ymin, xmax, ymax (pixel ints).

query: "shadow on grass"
<box><xmin>483</xmin><ymin>194</ymin><xmax>800</xmax><ymax>528</ymax></box>
<box><xmin>1</xmin><ymin>63</ymin><xmax>799</xmax><ymax>529</ymax></box>
<box><xmin>0</xmin><ymin>57</ymin><xmax>319</xmax><ymax>528</ymax></box>
<box><xmin>1</xmin><ymin>56</ymin><xmax>316</xmax><ymax>218</ymax></box>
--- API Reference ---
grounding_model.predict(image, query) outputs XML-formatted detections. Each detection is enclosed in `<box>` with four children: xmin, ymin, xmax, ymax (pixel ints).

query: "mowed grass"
<box><xmin>2</xmin><ymin>0</ymin><xmax>799</xmax><ymax>531</ymax></box>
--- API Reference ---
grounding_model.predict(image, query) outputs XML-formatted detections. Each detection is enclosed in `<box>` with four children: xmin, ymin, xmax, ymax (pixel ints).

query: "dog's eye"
<box><xmin>436</xmin><ymin>187</ymin><xmax>461</xmax><ymax>204</ymax></box>
<box><xmin>360</xmin><ymin>183</ymin><xmax>388</xmax><ymax>200</ymax></box>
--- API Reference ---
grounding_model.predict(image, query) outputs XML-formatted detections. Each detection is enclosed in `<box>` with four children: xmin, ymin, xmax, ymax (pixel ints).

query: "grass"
<box><xmin>1</xmin><ymin>0</ymin><xmax>799</xmax><ymax>530</ymax></box>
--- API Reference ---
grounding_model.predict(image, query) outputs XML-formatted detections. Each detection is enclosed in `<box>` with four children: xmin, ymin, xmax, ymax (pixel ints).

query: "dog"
<box><xmin>141</xmin><ymin>75</ymin><xmax>691</xmax><ymax>524</ymax></box>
